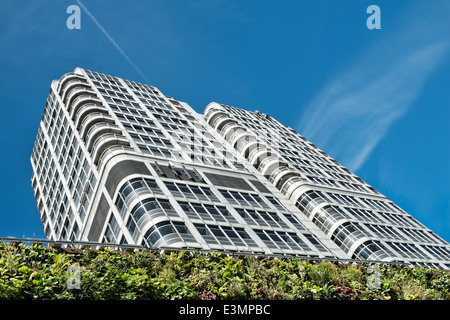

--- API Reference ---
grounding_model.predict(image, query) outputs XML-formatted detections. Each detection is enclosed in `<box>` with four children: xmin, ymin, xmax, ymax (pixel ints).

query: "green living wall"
<box><xmin>0</xmin><ymin>243</ymin><xmax>449</xmax><ymax>300</ymax></box>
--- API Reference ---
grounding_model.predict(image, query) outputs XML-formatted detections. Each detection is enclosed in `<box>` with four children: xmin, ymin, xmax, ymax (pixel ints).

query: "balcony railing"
<box><xmin>66</xmin><ymin>89</ymin><xmax>97</xmax><ymax>111</ymax></box>
<box><xmin>86</xmin><ymin>123</ymin><xmax>122</xmax><ymax>151</ymax></box>
<box><xmin>269</xmin><ymin>166</ymin><xmax>292</xmax><ymax>184</ymax></box>
<box><xmin>68</xmin><ymin>94</ymin><xmax>101</xmax><ymax>115</ymax></box>
<box><xmin>61</xmin><ymin>81</ymin><xmax>90</xmax><ymax>103</ymax></box>
<box><xmin>79</xmin><ymin>113</ymin><xmax>114</xmax><ymax>138</ymax></box>
<box><xmin>223</xmin><ymin>124</ymin><xmax>244</xmax><ymax>141</ymax></box>
<box><xmin>215</xmin><ymin>117</ymin><xmax>235</xmax><ymax>132</ymax></box>
<box><xmin>205</xmin><ymin>109</ymin><xmax>227</xmax><ymax>126</ymax></box>
<box><xmin>0</xmin><ymin>236</ymin><xmax>411</xmax><ymax>267</ymax></box>
<box><xmin>258</xmin><ymin>156</ymin><xmax>285</xmax><ymax>177</ymax></box>
<box><xmin>73</xmin><ymin>102</ymin><xmax>108</xmax><ymax>125</ymax></box>
<box><xmin>57</xmin><ymin>73</ymin><xmax>84</xmax><ymax>94</ymax></box>
<box><xmin>91</xmin><ymin>134</ymin><xmax>130</xmax><ymax>165</ymax></box>
<box><xmin>98</xmin><ymin>145</ymin><xmax>133</xmax><ymax>168</ymax></box>
<box><xmin>235</xmin><ymin>134</ymin><xmax>256</xmax><ymax>153</ymax></box>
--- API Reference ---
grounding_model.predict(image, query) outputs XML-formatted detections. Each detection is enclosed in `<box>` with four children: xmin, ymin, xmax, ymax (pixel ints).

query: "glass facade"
<box><xmin>30</xmin><ymin>68</ymin><xmax>450</xmax><ymax>269</ymax></box>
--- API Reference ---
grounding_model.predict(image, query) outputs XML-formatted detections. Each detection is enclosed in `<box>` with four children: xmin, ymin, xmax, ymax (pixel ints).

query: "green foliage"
<box><xmin>0</xmin><ymin>243</ymin><xmax>449</xmax><ymax>300</ymax></box>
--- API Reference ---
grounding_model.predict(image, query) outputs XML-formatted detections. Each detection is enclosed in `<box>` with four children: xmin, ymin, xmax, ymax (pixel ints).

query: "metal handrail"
<box><xmin>0</xmin><ymin>236</ymin><xmax>414</xmax><ymax>268</ymax></box>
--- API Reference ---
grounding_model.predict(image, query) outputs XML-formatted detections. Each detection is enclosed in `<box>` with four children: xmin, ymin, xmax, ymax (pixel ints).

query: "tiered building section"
<box><xmin>30</xmin><ymin>68</ymin><xmax>450</xmax><ymax>269</ymax></box>
<box><xmin>30</xmin><ymin>68</ymin><xmax>348</xmax><ymax>261</ymax></box>
<box><xmin>205</xmin><ymin>102</ymin><xmax>450</xmax><ymax>268</ymax></box>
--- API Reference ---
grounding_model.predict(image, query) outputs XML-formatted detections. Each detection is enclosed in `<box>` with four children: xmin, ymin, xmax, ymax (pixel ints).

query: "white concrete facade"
<box><xmin>30</xmin><ymin>68</ymin><xmax>450</xmax><ymax>269</ymax></box>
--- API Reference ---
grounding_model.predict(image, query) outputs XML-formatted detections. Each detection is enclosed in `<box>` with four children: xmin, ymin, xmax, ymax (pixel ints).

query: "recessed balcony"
<box><xmin>68</xmin><ymin>94</ymin><xmax>102</xmax><ymax>115</ymax></box>
<box><xmin>240</xmin><ymin>140</ymin><xmax>259</xmax><ymax>159</ymax></box>
<box><xmin>57</xmin><ymin>73</ymin><xmax>85</xmax><ymax>94</ymax></box>
<box><xmin>79</xmin><ymin>113</ymin><xmax>115</xmax><ymax>139</ymax></box>
<box><xmin>204</xmin><ymin>103</ymin><xmax>227</xmax><ymax>122</ymax></box>
<box><xmin>280</xmin><ymin>177</ymin><xmax>303</xmax><ymax>199</ymax></box>
<box><xmin>269</xmin><ymin>166</ymin><xmax>293</xmax><ymax>185</ymax></box>
<box><xmin>232</xmin><ymin>132</ymin><xmax>253</xmax><ymax>150</ymax></box>
<box><xmin>248</xmin><ymin>147</ymin><xmax>270</xmax><ymax>166</ymax></box>
<box><xmin>259</xmin><ymin>156</ymin><xmax>286</xmax><ymax>177</ymax></box>
<box><xmin>91</xmin><ymin>134</ymin><xmax>130</xmax><ymax>165</ymax></box>
<box><xmin>275</xmin><ymin>171</ymin><xmax>299</xmax><ymax>190</ymax></box>
<box><xmin>214</xmin><ymin>117</ymin><xmax>235</xmax><ymax>132</ymax></box>
<box><xmin>205</xmin><ymin>109</ymin><xmax>228</xmax><ymax>126</ymax></box>
<box><xmin>73</xmin><ymin>102</ymin><xmax>108</xmax><ymax>126</ymax></box>
<box><xmin>223</xmin><ymin>124</ymin><xmax>244</xmax><ymax>141</ymax></box>
<box><xmin>66</xmin><ymin>88</ymin><xmax>97</xmax><ymax>111</ymax></box>
<box><xmin>98</xmin><ymin>145</ymin><xmax>133</xmax><ymax>167</ymax></box>
<box><xmin>86</xmin><ymin>123</ymin><xmax>122</xmax><ymax>151</ymax></box>
<box><xmin>61</xmin><ymin>81</ymin><xmax>90</xmax><ymax>103</ymax></box>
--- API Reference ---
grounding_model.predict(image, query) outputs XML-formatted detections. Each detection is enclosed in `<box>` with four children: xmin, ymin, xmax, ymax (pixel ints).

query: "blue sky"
<box><xmin>0</xmin><ymin>0</ymin><xmax>449</xmax><ymax>242</ymax></box>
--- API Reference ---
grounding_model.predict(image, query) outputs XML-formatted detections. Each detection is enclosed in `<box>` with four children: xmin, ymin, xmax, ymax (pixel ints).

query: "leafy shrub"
<box><xmin>0</xmin><ymin>243</ymin><xmax>449</xmax><ymax>300</ymax></box>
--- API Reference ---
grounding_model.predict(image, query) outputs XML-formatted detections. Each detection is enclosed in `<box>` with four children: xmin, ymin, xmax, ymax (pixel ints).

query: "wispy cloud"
<box><xmin>298</xmin><ymin>4</ymin><xmax>450</xmax><ymax>173</ymax></box>
<box><xmin>76</xmin><ymin>0</ymin><xmax>150</xmax><ymax>84</ymax></box>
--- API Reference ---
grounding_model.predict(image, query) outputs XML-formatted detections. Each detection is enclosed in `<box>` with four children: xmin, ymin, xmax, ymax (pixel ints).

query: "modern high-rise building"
<box><xmin>30</xmin><ymin>68</ymin><xmax>450</xmax><ymax>269</ymax></box>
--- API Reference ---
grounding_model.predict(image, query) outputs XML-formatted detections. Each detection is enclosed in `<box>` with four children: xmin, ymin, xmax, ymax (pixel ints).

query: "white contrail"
<box><xmin>297</xmin><ymin>3</ymin><xmax>450</xmax><ymax>173</ymax></box>
<box><xmin>76</xmin><ymin>0</ymin><xmax>150</xmax><ymax>84</ymax></box>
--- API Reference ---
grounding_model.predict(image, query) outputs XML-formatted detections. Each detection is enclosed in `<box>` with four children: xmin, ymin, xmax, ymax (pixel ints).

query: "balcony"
<box><xmin>235</xmin><ymin>134</ymin><xmax>256</xmax><ymax>152</ymax></box>
<box><xmin>248</xmin><ymin>147</ymin><xmax>272</xmax><ymax>168</ymax></box>
<box><xmin>79</xmin><ymin>113</ymin><xmax>115</xmax><ymax>139</ymax></box>
<box><xmin>331</xmin><ymin>224</ymin><xmax>369</xmax><ymax>255</ymax></box>
<box><xmin>210</xmin><ymin>114</ymin><xmax>227</xmax><ymax>129</ymax></box>
<box><xmin>68</xmin><ymin>94</ymin><xmax>102</xmax><ymax>115</ymax></box>
<box><xmin>311</xmin><ymin>207</ymin><xmax>343</xmax><ymax>235</ymax></box>
<box><xmin>205</xmin><ymin>109</ymin><xmax>228</xmax><ymax>126</ymax></box>
<box><xmin>57</xmin><ymin>73</ymin><xmax>85</xmax><ymax>94</ymax></box>
<box><xmin>66</xmin><ymin>88</ymin><xmax>97</xmax><ymax>111</ymax></box>
<box><xmin>240</xmin><ymin>140</ymin><xmax>259</xmax><ymax>159</ymax></box>
<box><xmin>98</xmin><ymin>145</ymin><xmax>133</xmax><ymax>168</ymax></box>
<box><xmin>86</xmin><ymin>123</ymin><xmax>122</xmax><ymax>151</ymax></box>
<box><xmin>259</xmin><ymin>156</ymin><xmax>286</xmax><ymax>177</ymax></box>
<box><xmin>228</xmin><ymin>128</ymin><xmax>249</xmax><ymax>147</ymax></box>
<box><xmin>91</xmin><ymin>134</ymin><xmax>130</xmax><ymax>165</ymax></box>
<box><xmin>61</xmin><ymin>81</ymin><xmax>90</xmax><ymax>103</ymax></box>
<box><xmin>280</xmin><ymin>177</ymin><xmax>303</xmax><ymax>197</ymax></box>
<box><xmin>215</xmin><ymin>117</ymin><xmax>236</xmax><ymax>132</ymax></box>
<box><xmin>74</xmin><ymin>103</ymin><xmax>109</xmax><ymax>127</ymax></box>
<box><xmin>223</xmin><ymin>124</ymin><xmax>244</xmax><ymax>141</ymax></box>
